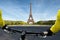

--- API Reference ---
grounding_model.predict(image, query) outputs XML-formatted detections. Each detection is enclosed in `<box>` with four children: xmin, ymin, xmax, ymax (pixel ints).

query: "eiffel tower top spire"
<box><xmin>29</xmin><ymin>2</ymin><xmax>32</xmax><ymax>18</ymax></box>
<box><xmin>27</xmin><ymin>1</ymin><xmax>34</xmax><ymax>24</ymax></box>
<box><xmin>30</xmin><ymin>3</ymin><xmax>32</xmax><ymax>15</ymax></box>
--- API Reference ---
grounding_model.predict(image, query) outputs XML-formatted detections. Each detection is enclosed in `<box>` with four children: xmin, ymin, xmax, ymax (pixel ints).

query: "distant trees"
<box><xmin>35</xmin><ymin>20</ymin><xmax>55</xmax><ymax>25</ymax></box>
<box><xmin>4</xmin><ymin>20</ymin><xmax>27</xmax><ymax>25</ymax></box>
<box><xmin>4</xmin><ymin>20</ymin><xmax>55</xmax><ymax>25</ymax></box>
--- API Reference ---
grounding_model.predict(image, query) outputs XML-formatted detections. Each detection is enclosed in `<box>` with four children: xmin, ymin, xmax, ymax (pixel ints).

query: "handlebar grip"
<box><xmin>2</xmin><ymin>24</ymin><xmax>7</xmax><ymax>29</ymax></box>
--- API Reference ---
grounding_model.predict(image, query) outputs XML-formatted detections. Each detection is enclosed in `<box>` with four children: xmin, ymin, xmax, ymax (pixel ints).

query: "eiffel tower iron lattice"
<box><xmin>27</xmin><ymin>2</ymin><xmax>34</xmax><ymax>24</ymax></box>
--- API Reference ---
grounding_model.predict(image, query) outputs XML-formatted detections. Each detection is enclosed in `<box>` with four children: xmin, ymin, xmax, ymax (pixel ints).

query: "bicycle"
<box><xmin>2</xmin><ymin>25</ymin><xmax>51</xmax><ymax>40</ymax></box>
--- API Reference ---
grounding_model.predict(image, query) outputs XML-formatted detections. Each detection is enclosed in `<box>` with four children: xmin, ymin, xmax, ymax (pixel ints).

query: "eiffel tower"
<box><xmin>27</xmin><ymin>2</ymin><xmax>34</xmax><ymax>24</ymax></box>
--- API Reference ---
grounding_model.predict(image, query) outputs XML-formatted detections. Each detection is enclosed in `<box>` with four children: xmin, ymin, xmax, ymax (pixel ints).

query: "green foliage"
<box><xmin>4</xmin><ymin>20</ymin><xmax>27</xmax><ymax>25</ymax></box>
<box><xmin>4</xmin><ymin>20</ymin><xmax>55</xmax><ymax>25</ymax></box>
<box><xmin>36</xmin><ymin>20</ymin><xmax>55</xmax><ymax>25</ymax></box>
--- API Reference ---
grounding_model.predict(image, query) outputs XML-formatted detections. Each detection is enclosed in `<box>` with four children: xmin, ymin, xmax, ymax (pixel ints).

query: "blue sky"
<box><xmin>0</xmin><ymin>0</ymin><xmax>60</xmax><ymax>22</ymax></box>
